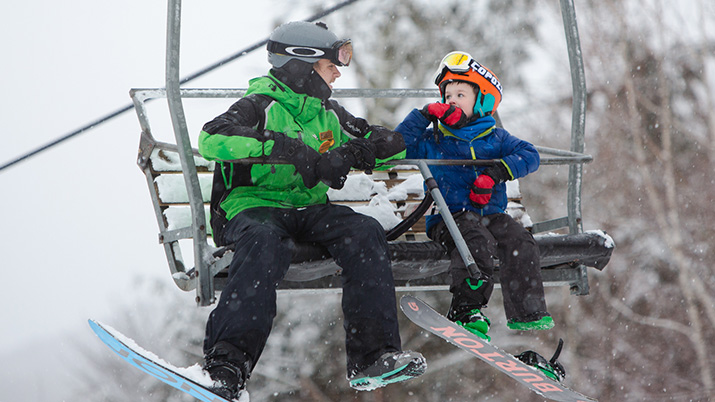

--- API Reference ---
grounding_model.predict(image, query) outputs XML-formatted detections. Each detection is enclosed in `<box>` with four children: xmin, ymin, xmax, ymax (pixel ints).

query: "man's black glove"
<box><xmin>316</xmin><ymin>138</ymin><xmax>376</xmax><ymax>189</ymax></box>
<box><xmin>343</xmin><ymin>137</ymin><xmax>377</xmax><ymax>170</ymax></box>
<box><xmin>268</xmin><ymin>131</ymin><xmax>322</xmax><ymax>188</ymax></box>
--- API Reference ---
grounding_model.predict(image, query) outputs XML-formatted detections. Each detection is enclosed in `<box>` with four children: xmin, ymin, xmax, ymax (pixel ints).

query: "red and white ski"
<box><xmin>400</xmin><ymin>295</ymin><xmax>597</xmax><ymax>402</ymax></box>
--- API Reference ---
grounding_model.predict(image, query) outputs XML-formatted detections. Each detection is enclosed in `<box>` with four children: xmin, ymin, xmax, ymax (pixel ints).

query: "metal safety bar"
<box><xmin>153</xmin><ymin>0</ymin><xmax>591</xmax><ymax>305</ymax></box>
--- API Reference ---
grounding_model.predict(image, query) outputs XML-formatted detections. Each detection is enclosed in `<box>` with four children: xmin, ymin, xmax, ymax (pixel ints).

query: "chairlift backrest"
<box><xmin>133</xmin><ymin>0</ymin><xmax>613</xmax><ymax>306</ymax></box>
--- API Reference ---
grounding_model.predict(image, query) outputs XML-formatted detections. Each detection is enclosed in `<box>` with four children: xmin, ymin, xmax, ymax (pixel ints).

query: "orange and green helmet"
<box><xmin>433</xmin><ymin>51</ymin><xmax>503</xmax><ymax>118</ymax></box>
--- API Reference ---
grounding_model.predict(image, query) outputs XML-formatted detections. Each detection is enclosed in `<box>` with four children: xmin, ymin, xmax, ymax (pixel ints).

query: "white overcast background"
<box><xmin>0</xmin><ymin>1</ymin><xmax>364</xmax><ymax>400</ymax></box>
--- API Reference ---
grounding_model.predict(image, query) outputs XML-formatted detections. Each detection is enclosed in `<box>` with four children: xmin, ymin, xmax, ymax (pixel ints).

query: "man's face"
<box><xmin>314</xmin><ymin>59</ymin><xmax>341</xmax><ymax>88</ymax></box>
<box><xmin>444</xmin><ymin>81</ymin><xmax>477</xmax><ymax>118</ymax></box>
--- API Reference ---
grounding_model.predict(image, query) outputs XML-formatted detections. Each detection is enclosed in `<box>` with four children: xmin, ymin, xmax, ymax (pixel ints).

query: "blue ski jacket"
<box><xmin>395</xmin><ymin>108</ymin><xmax>540</xmax><ymax>236</ymax></box>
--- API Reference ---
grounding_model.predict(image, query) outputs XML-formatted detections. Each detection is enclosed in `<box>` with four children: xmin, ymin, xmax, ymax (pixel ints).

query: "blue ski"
<box><xmin>88</xmin><ymin>319</ymin><xmax>242</xmax><ymax>402</ymax></box>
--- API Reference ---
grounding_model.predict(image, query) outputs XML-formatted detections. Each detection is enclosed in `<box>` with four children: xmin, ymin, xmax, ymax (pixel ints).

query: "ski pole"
<box><xmin>416</xmin><ymin>160</ymin><xmax>481</xmax><ymax>278</ymax></box>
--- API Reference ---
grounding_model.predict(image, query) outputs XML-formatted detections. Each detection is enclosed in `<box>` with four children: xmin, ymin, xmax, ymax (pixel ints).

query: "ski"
<box><xmin>88</xmin><ymin>319</ymin><xmax>245</xmax><ymax>402</ymax></box>
<box><xmin>399</xmin><ymin>295</ymin><xmax>597</xmax><ymax>402</ymax></box>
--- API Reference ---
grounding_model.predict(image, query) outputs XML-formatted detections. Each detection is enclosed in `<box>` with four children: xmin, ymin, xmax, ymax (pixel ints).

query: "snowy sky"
<box><xmin>0</xmin><ymin>1</ymin><xmax>632</xmax><ymax>399</ymax></box>
<box><xmin>0</xmin><ymin>1</ymin><xmax>367</xmax><ymax>399</ymax></box>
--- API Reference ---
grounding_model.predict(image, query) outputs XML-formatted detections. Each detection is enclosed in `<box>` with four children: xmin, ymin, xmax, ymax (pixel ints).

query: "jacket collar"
<box><xmin>438</xmin><ymin>115</ymin><xmax>497</xmax><ymax>142</ymax></box>
<box><xmin>245</xmin><ymin>73</ymin><xmax>324</xmax><ymax>123</ymax></box>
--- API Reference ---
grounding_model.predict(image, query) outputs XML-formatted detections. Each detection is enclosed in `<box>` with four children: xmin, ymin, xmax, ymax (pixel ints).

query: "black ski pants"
<box><xmin>204</xmin><ymin>204</ymin><xmax>401</xmax><ymax>375</ymax></box>
<box><xmin>431</xmin><ymin>211</ymin><xmax>548</xmax><ymax>322</ymax></box>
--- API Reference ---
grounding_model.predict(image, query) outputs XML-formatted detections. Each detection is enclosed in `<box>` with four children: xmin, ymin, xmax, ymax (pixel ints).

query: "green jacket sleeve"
<box><xmin>198</xmin><ymin>95</ymin><xmax>274</xmax><ymax>161</ymax></box>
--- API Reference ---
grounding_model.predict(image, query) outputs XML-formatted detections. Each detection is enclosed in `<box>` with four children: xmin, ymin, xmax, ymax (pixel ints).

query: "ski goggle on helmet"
<box><xmin>267</xmin><ymin>22</ymin><xmax>352</xmax><ymax>67</ymax></box>
<box><xmin>433</xmin><ymin>51</ymin><xmax>503</xmax><ymax>118</ymax></box>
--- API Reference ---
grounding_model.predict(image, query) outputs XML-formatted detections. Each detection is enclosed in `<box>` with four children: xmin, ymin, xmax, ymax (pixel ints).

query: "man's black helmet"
<box><xmin>267</xmin><ymin>21</ymin><xmax>352</xmax><ymax>68</ymax></box>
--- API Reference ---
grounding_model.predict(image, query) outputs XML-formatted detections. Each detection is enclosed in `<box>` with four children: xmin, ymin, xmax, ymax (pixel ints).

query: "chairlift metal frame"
<box><xmin>134</xmin><ymin>0</ymin><xmax>603</xmax><ymax>306</ymax></box>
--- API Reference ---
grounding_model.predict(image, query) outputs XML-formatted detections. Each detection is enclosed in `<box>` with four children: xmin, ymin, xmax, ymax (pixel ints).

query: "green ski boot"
<box><xmin>507</xmin><ymin>315</ymin><xmax>555</xmax><ymax>331</ymax></box>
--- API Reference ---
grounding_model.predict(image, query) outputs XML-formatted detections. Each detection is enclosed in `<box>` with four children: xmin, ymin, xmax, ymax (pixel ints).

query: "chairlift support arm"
<box><xmin>148</xmin><ymin>0</ymin><xmax>598</xmax><ymax>305</ymax></box>
<box><xmin>166</xmin><ymin>0</ymin><xmax>214</xmax><ymax>305</ymax></box>
<box><xmin>560</xmin><ymin>0</ymin><xmax>588</xmax><ymax>234</ymax></box>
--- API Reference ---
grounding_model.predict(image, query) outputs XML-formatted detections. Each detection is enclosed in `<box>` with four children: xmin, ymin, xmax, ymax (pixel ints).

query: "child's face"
<box><xmin>443</xmin><ymin>81</ymin><xmax>477</xmax><ymax>118</ymax></box>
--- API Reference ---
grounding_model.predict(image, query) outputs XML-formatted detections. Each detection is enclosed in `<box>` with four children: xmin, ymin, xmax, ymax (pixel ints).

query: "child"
<box><xmin>395</xmin><ymin>51</ymin><xmax>553</xmax><ymax>341</ymax></box>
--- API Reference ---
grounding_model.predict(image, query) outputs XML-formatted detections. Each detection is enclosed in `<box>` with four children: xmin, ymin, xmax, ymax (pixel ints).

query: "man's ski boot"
<box><xmin>348</xmin><ymin>350</ymin><xmax>427</xmax><ymax>391</ymax></box>
<box><xmin>514</xmin><ymin>338</ymin><xmax>566</xmax><ymax>382</ymax></box>
<box><xmin>204</xmin><ymin>342</ymin><xmax>252</xmax><ymax>400</ymax></box>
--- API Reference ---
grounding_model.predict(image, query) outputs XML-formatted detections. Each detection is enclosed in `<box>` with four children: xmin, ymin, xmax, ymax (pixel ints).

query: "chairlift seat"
<box><xmin>137</xmin><ymin>0</ymin><xmax>609</xmax><ymax>305</ymax></box>
<box><xmin>138</xmin><ymin>131</ymin><xmax>613</xmax><ymax>297</ymax></box>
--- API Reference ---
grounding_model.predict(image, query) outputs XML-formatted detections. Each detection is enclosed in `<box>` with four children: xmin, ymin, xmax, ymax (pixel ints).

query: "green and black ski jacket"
<box><xmin>198</xmin><ymin>72</ymin><xmax>406</xmax><ymax>245</ymax></box>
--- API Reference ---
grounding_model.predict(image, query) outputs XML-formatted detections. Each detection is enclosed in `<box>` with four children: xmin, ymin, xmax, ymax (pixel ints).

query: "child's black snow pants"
<box><xmin>430</xmin><ymin>211</ymin><xmax>548</xmax><ymax>322</ymax></box>
<box><xmin>204</xmin><ymin>204</ymin><xmax>401</xmax><ymax>376</ymax></box>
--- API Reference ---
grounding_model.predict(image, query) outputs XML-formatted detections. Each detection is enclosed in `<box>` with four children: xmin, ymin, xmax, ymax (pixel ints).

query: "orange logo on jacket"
<box><xmin>318</xmin><ymin>130</ymin><xmax>334</xmax><ymax>153</ymax></box>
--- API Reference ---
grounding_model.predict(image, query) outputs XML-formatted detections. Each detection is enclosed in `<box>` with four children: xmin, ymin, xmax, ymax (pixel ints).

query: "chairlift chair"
<box><xmin>134</xmin><ymin>0</ymin><xmax>614</xmax><ymax>306</ymax></box>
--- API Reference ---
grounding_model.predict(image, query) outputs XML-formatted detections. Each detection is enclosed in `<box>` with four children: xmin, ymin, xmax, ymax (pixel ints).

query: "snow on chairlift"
<box><xmin>134</xmin><ymin>0</ymin><xmax>614</xmax><ymax>306</ymax></box>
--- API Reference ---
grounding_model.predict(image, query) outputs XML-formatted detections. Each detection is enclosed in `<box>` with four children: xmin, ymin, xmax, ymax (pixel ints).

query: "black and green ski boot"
<box><xmin>348</xmin><ymin>350</ymin><xmax>426</xmax><ymax>391</ymax></box>
<box><xmin>514</xmin><ymin>338</ymin><xmax>566</xmax><ymax>382</ymax></box>
<box><xmin>448</xmin><ymin>305</ymin><xmax>491</xmax><ymax>341</ymax></box>
<box><xmin>447</xmin><ymin>276</ymin><xmax>493</xmax><ymax>341</ymax></box>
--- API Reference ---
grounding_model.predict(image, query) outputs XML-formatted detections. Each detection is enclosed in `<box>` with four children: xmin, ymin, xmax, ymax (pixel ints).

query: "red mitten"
<box><xmin>420</xmin><ymin>103</ymin><xmax>468</xmax><ymax>128</ymax></box>
<box><xmin>469</xmin><ymin>175</ymin><xmax>495</xmax><ymax>208</ymax></box>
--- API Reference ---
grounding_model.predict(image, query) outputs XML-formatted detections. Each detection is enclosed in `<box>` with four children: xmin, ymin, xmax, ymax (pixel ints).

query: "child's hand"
<box><xmin>420</xmin><ymin>103</ymin><xmax>468</xmax><ymax>128</ymax></box>
<box><xmin>469</xmin><ymin>175</ymin><xmax>495</xmax><ymax>208</ymax></box>
<box><xmin>469</xmin><ymin>164</ymin><xmax>510</xmax><ymax>208</ymax></box>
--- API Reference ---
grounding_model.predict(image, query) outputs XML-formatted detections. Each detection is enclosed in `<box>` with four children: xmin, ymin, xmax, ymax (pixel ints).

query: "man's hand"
<box><xmin>316</xmin><ymin>138</ymin><xmax>376</xmax><ymax>189</ymax></box>
<box><xmin>268</xmin><ymin>131</ymin><xmax>322</xmax><ymax>188</ymax></box>
<box><xmin>342</xmin><ymin>138</ymin><xmax>376</xmax><ymax>170</ymax></box>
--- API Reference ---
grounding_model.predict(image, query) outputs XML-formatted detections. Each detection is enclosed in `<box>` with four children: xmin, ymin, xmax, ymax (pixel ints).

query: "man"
<box><xmin>198</xmin><ymin>21</ymin><xmax>426</xmax><ymax>399</ymax></box>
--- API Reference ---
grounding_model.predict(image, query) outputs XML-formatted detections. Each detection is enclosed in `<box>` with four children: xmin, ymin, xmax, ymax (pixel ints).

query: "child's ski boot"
<box><xmin>514</xmin><ymin>338</ymin><xmax>567</xmax><ymax>382</ymax></box>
